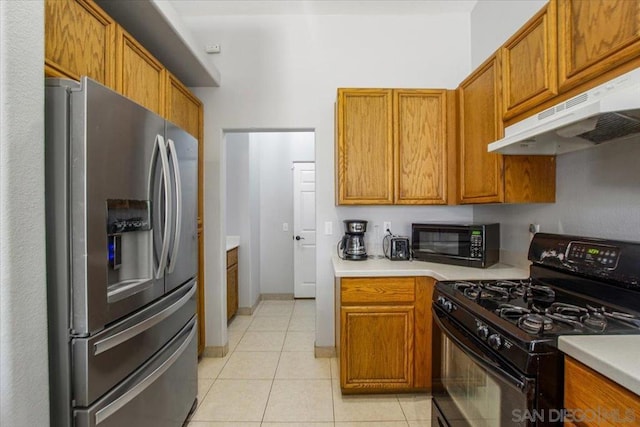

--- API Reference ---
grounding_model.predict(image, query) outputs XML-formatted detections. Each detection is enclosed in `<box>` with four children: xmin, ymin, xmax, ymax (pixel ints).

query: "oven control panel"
<box><xmin>436</xmin><ymin>296</ymin><xmax>456</xmax><ymax>313</ymax></box>
<box><xmin>475</xmin><ymin>320</ymin><xmax>512</xmax><ymax>351</ymax></box>
<box><xmin>566</xmin><ymin>241</ymin><xmax>620</xmax><ymax>270</ymax></box>
<box><xmin>529</xmin><ymin>233</ymin><xmax>640</xmax><ymax>288</ymax></box>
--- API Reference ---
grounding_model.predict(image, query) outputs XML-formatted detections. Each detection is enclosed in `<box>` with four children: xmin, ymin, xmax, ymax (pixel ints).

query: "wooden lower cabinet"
<box><xmin>564</xmin><ymin>356</ymin><xmax>640</xmax><ymax>427</ymax></box>
<box><xmin>337</xmin><ymin>276</ymin><xmax>433</xmax><ymax>393</ymax></box>
<box><xmin>226</xmin><ymin>247</ymin><xmax>239</xmax><ymax>321</ymax></box>
<box><xmin>341</xmin><ymin>305</ymin><xmax>414</xmax><ymax>390</ymax></box>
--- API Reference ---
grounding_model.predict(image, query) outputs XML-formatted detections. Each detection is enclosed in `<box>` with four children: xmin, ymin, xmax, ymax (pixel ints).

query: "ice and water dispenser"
<box><xmin>106</xmin><ymin>199</ymin><xmax>153</xmax><ymax>301</ymax></box>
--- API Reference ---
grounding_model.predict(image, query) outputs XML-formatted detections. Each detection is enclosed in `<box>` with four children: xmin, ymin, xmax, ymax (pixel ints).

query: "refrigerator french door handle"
<box><xmin>93</xmin><ymin>319</ymin><xmax>196</xmax><ymax>425</ymax></box>
<box><xmin>155</xmin><ymin>134</ymin><xmax>172</xmax><ymax>279</ymax></box>
<box><xmin>166</xmin><ymin>138</ymin><xmax>182</xmax><ymax>274</ymax></box>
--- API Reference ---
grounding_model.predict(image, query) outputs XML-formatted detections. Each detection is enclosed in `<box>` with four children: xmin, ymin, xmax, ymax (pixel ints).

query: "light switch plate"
<box><xmin>283</xmin><ymin>222</ymin><xmax>289</xmax><ymax>231</ymax></box>
<box><xmin>325</xmin><ymin>221</ymin><xmax>333</xmax><ymax>235</ymax></box>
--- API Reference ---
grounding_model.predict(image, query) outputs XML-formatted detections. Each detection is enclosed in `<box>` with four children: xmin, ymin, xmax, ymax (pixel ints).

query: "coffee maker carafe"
<box><xmin>338</xmin><ymin>219</ymin><xmax>368</xmax><ymax>260</ymax></box>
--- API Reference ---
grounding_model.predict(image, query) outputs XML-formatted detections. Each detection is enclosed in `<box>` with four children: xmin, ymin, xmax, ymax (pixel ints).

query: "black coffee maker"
<box><xmin>337</xmin><ymin>219</ymin><xmax>368</xmax><ymax>260</ymax></box>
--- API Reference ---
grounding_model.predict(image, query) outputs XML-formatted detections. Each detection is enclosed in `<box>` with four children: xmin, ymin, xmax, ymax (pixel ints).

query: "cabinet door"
<box><xmin>341</xmin><ymin>305</ymin><xmax>414</xmax><ymax>391</ymax></box>
<box><xmin>45</xmin><ymin>0</ymin><xmax>115</xmax><ymax>87</ymax></box>
<box><xmin>458</xmin><ymin>55</ymin><xmax>504</xmax><ymax>204</ymax></box>
<box><xmin>558</xmin><ymin>0</ymin><xmax>640</xmax><ymax>92</ymax></box>
<box><xmin>226</xmin><ymin>263</ymin><xmax>238</xmax><ymax>321</ymax></box>
<box><xmin>394</xmin><ymin>90</ymin><xmax>450</xmax><ymax>205</ymax></box>
<box><xmin>414</xmin><ymin>277</ymin><xmax>434</xmax><ymax>389</ymax></box>
<box><xmin>336</xmin><ymin>89</ymin><xmax>394</xmax><ymax>205</ymax></box>
<box><xmin>504</xmin><ymin>156</ymin><xmax>556</xmax><ymax>203</ymax></box>
<box><xmin>115</xmin><ymin>26</ymin><xmax>165</xmax><ymax>117</ymax></box>
<box><xmin>166</xmin><ymin>73</ymin><xmax>202</xmax><ymax>140</ymax></box>
<box><xmin>564</xmin><ymin>356</ymin><xmax>640</xmax><ymax>427</ymax></box>
<box><xmin>502</xmin><ymin>1</ymin><xmax>558</xmax><ymax>121</ymax></box>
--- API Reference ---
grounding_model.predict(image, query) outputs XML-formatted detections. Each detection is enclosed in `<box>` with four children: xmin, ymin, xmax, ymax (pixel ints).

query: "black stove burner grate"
<box><xmin>518</xmin><ymin>314</ymin><xmax>554</xmax><ymax>334</ymax></box>
<box><xmin>443</xmin><ymin>278</ymin><xmax>640</xmax><ymax>337</ymax></box>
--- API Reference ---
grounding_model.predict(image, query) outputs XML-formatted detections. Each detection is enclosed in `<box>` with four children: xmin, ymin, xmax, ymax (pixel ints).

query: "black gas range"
<box><xmin>431</xmin><ymin>233</ymin><xmax>640</xmax><ymax>427</ymax></box>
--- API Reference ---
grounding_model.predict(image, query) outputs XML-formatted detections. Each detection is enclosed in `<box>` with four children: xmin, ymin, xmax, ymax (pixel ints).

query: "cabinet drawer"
<box><xmin>226</xmin><ymin>248</ymin><xmax>238</xmax><ymax>267</ymax></box>
<box><xmin>341</xmin><ymin>277</ymin><xmax>415</xmax><ymax>304</ymax></box>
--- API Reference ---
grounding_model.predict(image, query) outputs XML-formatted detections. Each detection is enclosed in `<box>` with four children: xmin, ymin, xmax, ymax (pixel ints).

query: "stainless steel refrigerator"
<box><xmin>45</xmin><ymin>77</ymin><xmax>198</xmax><ymax>427</ymax></box>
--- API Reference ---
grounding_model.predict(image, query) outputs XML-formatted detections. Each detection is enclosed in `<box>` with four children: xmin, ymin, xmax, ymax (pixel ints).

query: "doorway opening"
<box><xmin>224</xmin><ymin>130</ymin><xmax>316</xmax><ymax>315</ymax></box>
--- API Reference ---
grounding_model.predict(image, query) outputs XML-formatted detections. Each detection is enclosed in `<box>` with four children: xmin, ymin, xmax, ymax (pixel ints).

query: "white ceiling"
<box><xmin>168</xmin><ymin>0</ymin><xmax>479</xmax><ymax>17</ymax></box>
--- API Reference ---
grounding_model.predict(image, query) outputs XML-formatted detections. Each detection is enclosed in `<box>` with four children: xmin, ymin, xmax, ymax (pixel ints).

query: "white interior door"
<box><xmin>293</xmin><ymin>162</ymin><xmax>316</xmax><ymax>298</ymax></box>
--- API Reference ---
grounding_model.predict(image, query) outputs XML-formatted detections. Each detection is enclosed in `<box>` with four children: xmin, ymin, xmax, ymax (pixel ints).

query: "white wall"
<box><xmin>248</xmin><ymin>137</ymin><xmax>262</xmax><ymax>306</ymax></box>
<box><xmin>470</xmin><ymin>1</ymin><xmax>640</xmax><ymax>262</ymax></box>
<box><xmin>336</xmin><ymin>206</ymin><xmax>473</xmax><ymax>258</ymax></box>
<box><xmin>0</xmin><ymin>1</ymin><xmax>50</xmax><ymax>425</ymax></box>
<box><xmin>187</xmin><ymin>13</ymin><xmax>472</xmax><ymax>347</ymax></box>
<box><xmin>256</xmin><ymin>132</ymin><xmax>314</xmax><ymax>295</ymax></box>
<box><xmin>226</xmin><ymin>132</ymin><xmax>262</xmax><ymax>309</ymax></box>
<box><xmin>226</xmin><ymin>133</ymin><xmax>250</xmax><ymax>235</ymax></box>
<box><xmin>474</xmin><ymin>139</ymin><xmax>640</xmax><ymax>262</ymax></box>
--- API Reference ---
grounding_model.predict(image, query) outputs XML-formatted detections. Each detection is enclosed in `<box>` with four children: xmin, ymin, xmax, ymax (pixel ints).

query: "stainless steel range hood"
<box><xmin>489</xmin><ymin>67</ymin><xmax>640</xmax><ymax>155</ymax></box>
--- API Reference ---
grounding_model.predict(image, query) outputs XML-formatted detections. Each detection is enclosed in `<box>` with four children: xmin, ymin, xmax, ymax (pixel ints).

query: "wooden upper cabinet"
<box><xmin>502</xmin><ymin>0</ymin><xmax>558</xmax><ymax>120</ymax></box>
<box><xmin>336</xmin><ymin>89</ymin><xmax>394</xmax><ymax>205</ymax></box>
<box><xmin>394</xmin><ymin>90</ymin><xmax>451</xmax><ymax>205</ymax></box>
<box><xmin>166</xmin><ymin>72</ymin><xmax>204</xmax><ymax>224</ymax></box>
<box><xmin>45</xmin><ymin>0</ymin><xmax>115</xmax><ymax>87</ymax></box>
<box><xmin>166</xmin><ymin>73</ymin><xmax>203</xmax><ymax>140</ymax></box>
<box><xmin>458</xmin><ymin>55</ymin><xmax>504</xmax><ymax>204</ymax></box>
<box><xmin>558</xmin><ymin>0</ymin><xmax>640</xmax><ymax>92</ymax></box>
<box><xmin>115</xmin><ymin>26</ymin><xmax>166</xmax><ymax>117</ymax></box>
<box><xmin>459</xmin><ymin>54</ymin><xmax>556</xmax><ymax>204</ymax></box>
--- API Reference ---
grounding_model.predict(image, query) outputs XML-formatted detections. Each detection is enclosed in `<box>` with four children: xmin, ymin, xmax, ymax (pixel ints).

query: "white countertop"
<box><xmin>558</xmin><ymin>335</ymin><xmax>640</xmax><ymax>396</ymax></box>
<box><xmin>332</xmin><ymin>255</ymin><xmax>529</xmax><ymax>281</ymax></box>
<box><xmin>226</xmin><ymin>235</ymin><xmax>239</xmax><ymax>251</ymax></box>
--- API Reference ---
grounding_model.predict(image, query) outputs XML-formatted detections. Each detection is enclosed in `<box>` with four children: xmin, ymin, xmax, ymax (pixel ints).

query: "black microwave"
<box><xmin>411</xmin><ymin>223</ymin><xmax>500</xmax><ymax>268</ymax></box>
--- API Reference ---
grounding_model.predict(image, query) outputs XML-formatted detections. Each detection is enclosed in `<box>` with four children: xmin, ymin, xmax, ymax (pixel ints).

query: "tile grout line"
<box><xmin>260</xmin><ymin>299</ymin><xmax>294</xmax><ymax>425</ymax></box>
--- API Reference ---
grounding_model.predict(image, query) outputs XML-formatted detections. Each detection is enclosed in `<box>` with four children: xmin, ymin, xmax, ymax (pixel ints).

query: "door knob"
<box><xmin>295</xmin><ymin>235</ymin><xmax>305</xmax><ymax>241</ymax></box>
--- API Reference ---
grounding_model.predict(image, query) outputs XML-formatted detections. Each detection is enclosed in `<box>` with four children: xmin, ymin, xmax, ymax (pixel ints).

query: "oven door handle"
<box><xmin>433</xmin><ymin>308</ymin><xmax>533</xmax><ymax>392</ymax></box>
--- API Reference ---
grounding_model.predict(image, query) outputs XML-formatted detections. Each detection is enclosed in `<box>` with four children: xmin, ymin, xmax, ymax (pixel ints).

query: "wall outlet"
<box><xmin>283</xmin><ymin>222</ymin><xmax>289</xmax><ymax>231</ymax></box>
<box><xmin>383</xmin><ymin>221</ymin><xmax>392</xmax><ymax>234</ymax></box>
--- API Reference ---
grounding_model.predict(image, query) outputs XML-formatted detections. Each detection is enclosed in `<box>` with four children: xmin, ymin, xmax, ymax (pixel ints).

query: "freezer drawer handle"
<box><xmin>107</xmin><ymin>278</ymin><xmax>154</xmax><ymax>304</ymax></box>
<box><xmin>94</xmin><ymin>321</ymin><xmax>196</xmax><ymax>425</ymax></box>
<box><xmin>93</xmin><ymin>283</ymin><xmax>196</xmax><ymax>355</ymax></box>
<box><xmin>166</xmin><ymin>138</ymin><xmax>182</xmax><ymax>274</ymax></box>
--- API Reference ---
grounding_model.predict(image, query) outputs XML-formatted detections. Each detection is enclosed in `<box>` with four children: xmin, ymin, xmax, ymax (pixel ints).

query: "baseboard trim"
<box><xmin>202</xmin><ymin>344</ymin><xmax>229</xmax><ymax>358</ymax></box>
<box><xmin>314</xmin><ymin>345</ymin><xmax>336</xmax><ymax>358</ymax></box>
<box><xmin>261</xmin><ymin>293</ymin><xmax>294</xmax><ymax>301</ymax></box>
<box><xmin>237</xmin><ymin>296</ymin><xmax>262</xmax><ymax>315</ymax></box>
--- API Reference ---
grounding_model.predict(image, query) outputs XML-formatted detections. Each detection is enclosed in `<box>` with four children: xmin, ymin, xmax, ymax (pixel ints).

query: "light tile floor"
<box><xmin>189</xmin><ymin>299</ymin><xmax>431</xmax><ymax>427</ymax></box>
